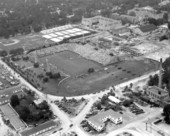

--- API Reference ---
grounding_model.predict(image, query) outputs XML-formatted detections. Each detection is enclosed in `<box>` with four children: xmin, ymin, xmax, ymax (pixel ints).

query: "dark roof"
<box><xmin>139</xmin><ymin>24</ymin><xmax>157</xmax><ymax>33</ymax></box>
<box><xmin>21</xmin><ymin>121</ymin><xmax>58</xmax><ymax>136</ymax></box>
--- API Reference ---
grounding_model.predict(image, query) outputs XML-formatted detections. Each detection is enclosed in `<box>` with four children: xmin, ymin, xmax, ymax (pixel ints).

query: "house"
<box><xmin>146</xmin><ymin>86</ymin><xmax>169</xmax><ymax>102</ymax></box>
<box><xmin>87</xmin><ymin>109</ymin><xmax>122</xmax><ymax>132</ymax></box>
<box><xmin>82</xmin><ymin>16</ymin><xmax>122</xmax><ymax>31</ymax></box>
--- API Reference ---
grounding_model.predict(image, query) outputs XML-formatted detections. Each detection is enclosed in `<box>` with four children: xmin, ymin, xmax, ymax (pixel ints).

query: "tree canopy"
<box><xmin>163</xmin><ymin>104</ymin><xmax>170</xmax><ymax>124</ymax></box>
<box><xmin>10</xmin><ymin>95</ymin><xmax>20</xmax><ymax>107</ymax></box>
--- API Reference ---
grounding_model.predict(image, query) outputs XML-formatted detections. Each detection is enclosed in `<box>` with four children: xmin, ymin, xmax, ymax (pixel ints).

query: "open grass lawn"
<box><xmin>39</xmin><ymin>50</ymin><xmax>102</xmax><ymax>76</ymax></box>
<box><xmin>15</xmin><ymin>60</ymin><xmax>33</xmax><ymax>69</ymax></box>
<box><xmin>41</xmin><ymin>58</ymin><xmax>159</xmax><ymax>96</ymax></box>
<box><xmin>0</xmin><ymin>33</ymin><xmax>54</xmax><ymax>51</ymax></box>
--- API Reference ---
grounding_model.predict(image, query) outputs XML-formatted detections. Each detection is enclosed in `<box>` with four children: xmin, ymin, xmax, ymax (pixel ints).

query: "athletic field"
<box><xmin>38</xmin><ymin>51</ymin><xmax>159</xmax><ymax>96</ymax></box>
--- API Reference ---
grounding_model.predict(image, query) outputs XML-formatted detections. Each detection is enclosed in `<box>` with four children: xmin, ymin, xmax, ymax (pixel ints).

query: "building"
<box><xmin>0</xmin><ymin>104</ymin><xmax>26</xmax><ymax>131</ymax></box>
<box><xmin>112</xmin><ymin>26</ymin><xmax>131</xmax><ymax>36</ymax></box>
<box><xmin>87</xmin><ymin>109</ymin><xmax>122</xmax><ymax>132</ymax></box>
<box><xmin>111</xmin><ymin>13</ymin><xmax>138</xmax><ymax>24</ymax></box>
<box><xmin>128</xmin><ymin>7</ymin><xmax>164</xmax><ymax>21</ymax></box>
<box><xmin>108</xmin><ymin>96</ymin><xmax>121</xmax><ymax>104</ymax></box>
<box><xmin>146</xmin><ymin>58</ymin><xmax>169</xmax><ymax>104</ymax></box>
<box><xmin>82</xmin><ymin>16</ymin><xmax>122</xmax><ymax>31</ymax></box>
<box><xmin>146</xmin><ymin>86</ymin><xmax>169</xmax><ymax>102</ymax></box>
<box><xmin>131</xmin><ymin>24</ymin><xmax>157</xmax><ymax>35</ymax></box>
<box><xmin>21</xmin><ymin>121</ymin><xmax>58</xmax><ymax>136</ymax></box>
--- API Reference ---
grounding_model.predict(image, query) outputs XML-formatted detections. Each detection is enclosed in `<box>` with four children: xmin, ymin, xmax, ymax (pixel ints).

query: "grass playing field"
<box><xmin>39</xmin><ymin>50</ymin><xmax>102</xmax><ymax>76</ymax></box>
<box><xmin>37</xmin><ymin>51</ymin><xmax>159</xmax><ymax>96</ymax></box>
<box><xmin>0</xmin><ymin>33</ymin><xmax>54</xmax><ymax>51</ymax></box>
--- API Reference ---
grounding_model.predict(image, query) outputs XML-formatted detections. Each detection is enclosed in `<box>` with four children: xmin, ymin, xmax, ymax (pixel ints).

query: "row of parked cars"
<box><xmin>0</xmin><ymin>65</ymin><xmax>19</xmax><ymax>90</ymax></box>
<box><xmin>129</xmin><ymin>104</ymin><xmax>145</xmax><ymax>115</ymax></box>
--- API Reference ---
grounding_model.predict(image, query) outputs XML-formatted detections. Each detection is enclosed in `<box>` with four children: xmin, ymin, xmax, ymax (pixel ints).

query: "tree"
<box><xmin>163</xmin><ymin>104</ymin><xmax>170</xmax><ymax>124</ymax></box>
<box><xmin>10</xmin><ymin>95</ymin><xmax>20</xmax><ymax>107</ymax></box>
<box><xmin>168</xmin><ymin>22</ymin><xmax>170</xmax><ymax>30</ymax></box>
<box><xmin>0</xmin><ymin>50</ymin><xmax>8</xmax><ymax>57</ymax></box>
<box><xmin>163</xmin><ymin>12</ymin><xmax>168</xmax><ymax>23</ymax></box>
<box><xmin>129</xmin><ymin>11</ymin><xmax>136</xmax><ymax>17</ymax></box>
<box><xmin>88</xmin><ymin>68</ymin><xmax>95</xmax><ymax>74</ymax></box>
<box><xmin>9</xmin><ymin>48</ymin><xmax>24</xmax><ymax>56</ymax></box>
<box><xmin>43</xmin><ymin>77</ymin><xmax>49</xmax><ymax>82</ymax></box>
<box><xmin>53</xmin><ymin>72</ymin><xmax>61</xmax><ymax>79</ymax></box>
<box><xmin>34</xmin><ymin>62</ymin><xmax>39</xmax><ymax>68</ymax></box>
<box><xmin>148</xmin><ymin>74</ymin><xmax>159</xmax><ymax>86</ymax></box>
<box><xmin>38</xmin><ymin>100</ymin><xmax>49</xmax><ymax>110</ymax></box>
<box><xmin>160</xmin><ymin>35</ymin><xmax>168</xmax><ymax>41</ymax></box>
<box><xmin>123</xmin><ymin>99</ymin><xmax>133</xmax><ymax>107</ymax></box>
<box><xmin>101</xmin><ymin>95</ymin><xmax>108</xmax><ymax>105</ymax></box>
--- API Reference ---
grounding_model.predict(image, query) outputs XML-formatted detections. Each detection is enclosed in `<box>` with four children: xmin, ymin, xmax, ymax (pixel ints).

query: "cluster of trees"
<box><xmin>147</xmin><ymin>13</ymin><xmax>169</xmax><ymax>26</ymax></box>
<box><xmin>9</xmin><ymin>48</ymin><xmax>24</xmax><ymax>56</ymax></box>
<box><xmin>0</xmin><ymin>0</ymin><xmax>167</xmax><ymax>38</ymax></box>
<box><xmin>163</xmin><ymin>104</ymin><xmax>170</xmax><ymax>124</ymax></box>
<box><xmin>0</xmin><ymin>48</ymin><xmax>25</xmax><ymax>58</ymax></box>
<box><xmin>88</xmin><ymin>68</ymin><xmax>95</xmax><ymax>74</ymax></box>
<box><xmin>0</xmin><ymin>50</ymin><xmax>8</xmax><ymax>57</ymax></box>
<box><xmin>10</xmin><ymin>95</ymin><xmax>52</xmax><ymax>123</ymax></box>
<box><xmin>46</xmin><ymin>72</ymin><xmax>61</xmax><ymax>80</ymax></box>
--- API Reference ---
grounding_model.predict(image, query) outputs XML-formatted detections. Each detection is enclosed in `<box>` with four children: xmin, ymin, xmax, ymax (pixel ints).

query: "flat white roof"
<box><xmin>48</xmin><ymin>33</ymin><xmax>57</xmax><ymax>37</ymax></box>
<box><xmin>72</xmin><ymin>28</ymin><xmax>82</xmax><ymax>32</ymax></box>
<box><xmin>64</xmin><ymin>35</ymin><xmax>71</xmax><ymax>38</ymax></box>
<box><xmin>55</xmin><ymin>32</ymin><xmax>64</xmax><ymax>36</ymax></box>
<box><xmin>59</xmin><ymin>31</ymin><xmax>68</xmax><ymax>34</ymax></box>
<box><xmin>69</xmin><ymin>33</ymin><xmax>77</xmax><ymax>36</ymax></box>
<box><xmin>50</xmin><ymin>38</ymin><xmax>63</xmax><ymax>42</ymax></box>
<box><xmin>108</xmin><ymin>96</ymin><xmax>121</xmax><ymax>103</ymax></box>
<box><xmin>57</xmin><ymin>37</ymin><xmax>64</xmax><ymax>40</ymax></box>
<box><xmin>42</xmin><ymin>35</ymin><xmax>53</xmax><ymax>39</ymax></box>
<box><xmin>82</xmin><ymin>31</ymin><xmax>90</xmax><ymax>34</ymax></box>
<box><xmin>75</xmin><ymin>32</ymin><xmax>83</xmax><ymax>35</ymax></box>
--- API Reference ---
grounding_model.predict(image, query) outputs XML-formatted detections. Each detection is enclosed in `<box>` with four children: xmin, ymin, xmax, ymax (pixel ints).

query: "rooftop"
<box><xmin>148</xmin><ymin>86</ymin><xmax>169</xmax><ymax>96</ymax></box>
<box><xmin>0</xmin><ymin>104</ymin><xmax>26</xmax><ymax>131</ymax></box>
<box><xmin>21</xmin><ymin>121</ymin><xmax>58</xmax><ymax>136</ymax></box>
<box><xmin>87</xmin><ymin>109</ymin><xmax>121</xmax><ymax>127</ymax></box>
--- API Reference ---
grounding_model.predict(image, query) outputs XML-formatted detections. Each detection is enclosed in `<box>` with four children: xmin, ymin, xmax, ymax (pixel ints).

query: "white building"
<box><xmin>87</xmin><ymin>109</ymin><xmax>122</xmax><ymax>132</ymax></box>
<box><xmin>108</xmin><ymin>96</ymin><xmax>121</xmax><ymax>104</ymax></box>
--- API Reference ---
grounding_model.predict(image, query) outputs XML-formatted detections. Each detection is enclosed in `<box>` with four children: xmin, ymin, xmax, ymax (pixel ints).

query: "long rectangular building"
<box><xmin>0</xmin><ymin>104</ymin><xmax>26</xmax><ymax>131</ymax></box>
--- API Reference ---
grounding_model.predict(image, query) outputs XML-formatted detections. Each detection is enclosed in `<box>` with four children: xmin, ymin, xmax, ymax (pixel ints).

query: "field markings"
<box><xmin>3</xmin><ymin>39</ymin><xmax>20</xmax><ymax>46</ymax></box>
